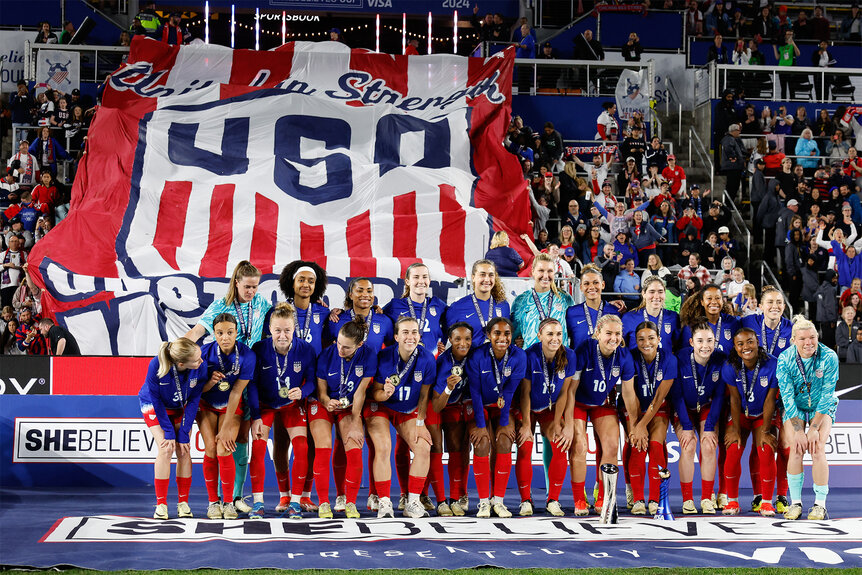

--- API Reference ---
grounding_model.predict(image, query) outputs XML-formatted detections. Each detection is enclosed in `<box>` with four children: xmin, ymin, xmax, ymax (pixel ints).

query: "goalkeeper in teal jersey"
<box><xmin>511</xmin><ymin>253</ymin><xmax>575</xmax><ymax>349</ymax></box>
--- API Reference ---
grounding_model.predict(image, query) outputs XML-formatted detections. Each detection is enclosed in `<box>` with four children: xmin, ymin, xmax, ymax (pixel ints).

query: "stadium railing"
<box><xmin>688</xmin><ymin>126</ymin><xmax>714</xmax><ymax>192</ymax></box>
<box><xmin>24</xmin><ymin>42</ymin><xmax>130</xmax><ymax>84</ymax></box>
<box><xmin>10</xmin><ymin>125</ymin><xmax>89</xmax><ymax>184</ymax></box>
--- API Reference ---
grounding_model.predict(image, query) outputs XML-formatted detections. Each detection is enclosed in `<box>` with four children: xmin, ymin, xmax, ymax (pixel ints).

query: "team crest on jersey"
<box><xmin>612</xmin><ymin>366</ymin><xmax>620</xmax><ymax>377</ymax></box>
<box><xmin>370</xmin><ymin>402</ymin><xmax>378</xmax><ymax>412</ymax></box>
<box><xmin>779</xmin><ymin>338</ymin><xmax>786</xmax><ymax>348</ymax></box>
<box><xmin>430</xmin><ymin>307</ymin><xmax>437</xmax><ymax>316</ymax></box>
<box><xmin>503</xmin><ymin>366</ymin><xmax>512</xmax><ymax>377</ymax></box>
<box><xmin>465</xmin><ymin>404</ymin><xmax>474</xmax><ymax>415</ymax></box>
<box><xmin>723</xmin><ymin>329</ymin><xmax>731</xmax><ymax>340</ymax></box>
<box><xmin>555</xmin><ymin>302</ymin><xmax>563</xmax><ymax>311</ymax></box>
<box><xmin>760</xmin><ymin>376</ymin><xmax>769</xmax><ymax>387</ymax></box>
<box><xmin>293</xmin><ymin>361</ymin><xmax>302</xmax><ymax>373</ymax></box>
<box><xmin>657</xmin><ymin>370</ymin><xmax>664</xmax><ymax>381</ymax></box>
<box><xmin>373</xmin><ymin>324</ymin><xmax>381</xmax><ymax>334</ymax></box>
<box><xmin>557</xmin><ymin>370</ymin><xmax>565</xmax><ymax>379</ymax></box>
<box><xmin>495</xmin><ymin>307</ymin><xmax>501</xmax><ymax>317</ymax></box>
<box><xmin>355</xmin><ymin>366</ymin><xmax>364</xmax><ymax>377</ymax></box>
<box><xmin>712</xmin><ymin>371</ymin><xmax>720</xmax><ymax>382</ymax></box>
<box><xmin>414</xmin><ymin>371</ymin><xmax>423</xmax><ymax>382</ymax></box>
<box><xmin>815</xmin><ymin>369</ymin><xmax>823</xmax><ymax>378</ymax></box>
<box><xmin>189</xmin><ymin>379</ymin><xmax>198</xmax><ymax>388</ymax></box>
<box><xmin>664</xmin><ymin>323</ymin><xmax>671</xmax><ymax>334</ymax></box>
<box><xmin>313</xmin><ymin>313</ymin><xmax>320</xmax><ymax>324</ymax></box>
<box><xmin>310</xmin><ymin>403</ymin><xmax>318</xmax><ymax>415</ymax></box>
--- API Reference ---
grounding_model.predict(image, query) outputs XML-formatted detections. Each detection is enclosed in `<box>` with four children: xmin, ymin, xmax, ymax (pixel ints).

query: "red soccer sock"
<box><xmin>289</xmin><ymin>436</ymin><xmax>309</xmax><ymax>497</ymax></box>
<box><xmin>428</xmin><ymin>452</ymin><xmax>445</xmax><ymax>502</ymax></box>
<box><xmin>203</xmin><ymin>455</ymin><xmax>220</xmax><ymax>502</ymax></box>
<box><xmin>408</xmin><ymin>474</ymin><xmax>426</xmax><ymax>496</ymax></box>
<box><xmin>516</xmin><ymin>441</ymin><xmax>533</xmax><ymax>502</ymax></box>
<box><xmin>333</xmin><ymin>438</ymin><xmax>347</xmax><ymax>497</ymax></box>
<box><xmin>724</xmin><ymin>442</ymin><xmax>743</xmax><ymax>499</ymax></box>
<box><xmin>493</xmin><ymin>451</ymin><xmax>512</xmax><ymax>499</ymax></box>
<box><xmin>681</xmin><ymin>481</ymin><xmax>694</xmax><ymax>502</ymax></box>
<box><xmin>759</xmin><ymin>444</ymin><xmax>777</xmax><ymax>501</ymax></box>
<box><xmin>303</xmin><ymin>440</ymin><xmax>315</xmax><ymax>494</ymax></box>
<box><xmin>629</xmin><ymin>448</ymin><xmax>647</xmax><ymax>502</ymax></box>
<box><xmin>547</xmin><ymin>443</ymin><xmax>568</xmax><ymax>502</ymax></box>
<box><xmin>648</xmin><ymin>441</ymin><xmax>667</xmax><ymax>502</ymax></box>
<box><xmin>250</xmin><ymin>439</ymin><xmax>268</xmax><ymax>494</ymax></box>
<box><xmin>176</xmin><ymin>476</ymin><xmax>191</xmax><ymax>503</ymax></box>
<box><xmin>367</xmin><ymin>441</ymin><xmax>377</xmax><ymax>496</ymax></box>
<box><xmin>717</xmin><ymin>443</ymin><xmax>727</xmax><ymax>494</ymax></box>
<box><xmin>218</xmin><ymin>454</ymin><xmax>236</xmax><ymax>502</ymax></box>
<box><xmin>622</xmin><ymin>441</ymin><xmax>631</xmax><ymax>484</ymax></box>
<box><xmin>275</xmin><ymin>472</ymin><xmax>289</xmax><ymax>496</ymax></box>
<box><xmin>375</xmin><ymin>479</ymin><xmax>391</xmax><ymax>500</ymax></box>
<box><xmin>777</xmin><ymin>447</ymin><xmax>790</xmax><ymax>497</ymax></box>
<box><xmin>573</xmin><ymin>480</ymin><xmax>587</xmax><ymax>504</ymax></box>
<box><xmin>154</xmin><ymin>477</ymin><xmax>169</xmax><ymax>505</ymax></box>
<box><xmin>461</xmin><ymin>452</ymin><xmax>470</xmax><ymax>497</ymax></box>
<box><xmin>395</xmin><ymin>437</ymin><xmax>410</xmax><ymax>496</ymax></box>
<box><xmin>702</xmin><ymin>479</ymin><xmax>715</xmax><ymax>501</ymax></box>
<box><xmin>749</xmin><ymin>445</ymin><xmax>761</xmax><ymax>497</ymax></box>
<box><xmin>344</xmin><ymin>448</ymin><xmax>363</xmax><ymax>503</ymax></box>
<box><xmin>314</xmin><ymin>447</ymin><xmax>332</xmax><ymax>504</ymax></box>
<box><xmin>447</xmin><ymin>452</ymin><xmax>464</xmax><ymax>500</ymax></box>
<box><xmin>473</xmin><ymin>455</ymin><xmax>491</xmax><ymax>500</ymax></box>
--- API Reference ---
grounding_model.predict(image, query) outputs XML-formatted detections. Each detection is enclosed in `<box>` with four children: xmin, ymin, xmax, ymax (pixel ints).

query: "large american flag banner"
<box><xmin>29</xmin><ymin>37</ymin><xmax>529</xmax><ymax>355</ymax></box>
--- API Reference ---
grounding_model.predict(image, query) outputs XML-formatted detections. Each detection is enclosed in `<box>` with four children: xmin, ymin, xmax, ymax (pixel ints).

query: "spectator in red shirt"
<box><xmin>31</xmin><ymin>172</ymin><xmax>59</xmax><ymax>216</ymax></box>
<box><xmin>661</xmin><ymin>154</ymin><xmax>687</xmax><ymax>197</ymax></box>
<box><xmin>676</xmin><ymin>205</ymin><xmax>704</xmax><ymax>239</ymax></box>
<box><xmin>15</xmin><ymin>307</ymin><xmax>47</xmax><ymax>355</ymax></box>
<box><xmin>405</xmin><ymin>37</ymin><xmax>420</xmax><ymax>55</ymax></box>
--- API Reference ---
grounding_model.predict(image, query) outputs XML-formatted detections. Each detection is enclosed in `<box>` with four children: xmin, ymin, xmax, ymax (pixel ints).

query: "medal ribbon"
<box><xmin>491</xmin><ymin>347</ymin><xmax>510</xmax><ymax>396</ymax></box>
<box><xmin>531</xmin><ymin>289</ymin><xmax>554</xmax><ymax>321</ymax></box>
<box><xmin>233</xmin><ymin>301</ymin><xmax>254</xmax><ymax>342</ymax></box>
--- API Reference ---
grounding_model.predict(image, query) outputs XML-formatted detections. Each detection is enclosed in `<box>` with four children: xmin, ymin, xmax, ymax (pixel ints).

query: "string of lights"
<box><xmin>186</xmin><ymin>19</ymin><xmax>479</xmax><ymax>42</ymax></box>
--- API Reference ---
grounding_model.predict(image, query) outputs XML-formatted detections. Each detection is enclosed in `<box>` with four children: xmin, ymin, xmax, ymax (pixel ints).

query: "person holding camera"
<box><xmin>622</xmin><ymin>32</ymin><xmax>643</xmax><ymax>62</ymax></box>
<box><xmin>773</xmin><ymin>31</ymin><xmax>800</xmax><ymax>99</ymax></box>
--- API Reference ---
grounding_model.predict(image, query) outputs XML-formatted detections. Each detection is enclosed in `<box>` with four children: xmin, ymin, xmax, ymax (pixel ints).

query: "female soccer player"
<box><xmin>570</xmin><ymin>315</ymin><xmax>635</xmax><ymax>516</ymax></box>
<box><xmin>198</xmin><ymin>314</ymin><xmax>255</xmax><ymax>519</ymax></box>
<box><xmin>185</xmin><ymin>261</ymin><xmax>272</xmax><ymax>515</ymax></box>
<box><xmin>720</xmin><ymin>328</ymin><xmax>779</xmax><ymax>517</ymax></box>
<box><xmin>366</xmin><ymin>317</ymin><xmax>437</xmax><ymax>519</ymax></box>
<box><xmin>776</xmin><ymin>316</ymin><xmax>839</xmax><ymax>520</ymax></box>
<box><xmin>309</xmin><ymin>317</ymin><xmax>376</xmax><ymax>519</ymax></box>
<box><xmin>671</xmin><ymin>322</ymin><xmax>726</xmax><ymax>514</ymax></box>
<box><xmin>680</xmin><ymin>284</ymin><xmax>739</xmax><ymax>354</ymax></box>
<box><xmin>741</xmin><ymin>285</ymin><xmax>793</xmax><ymax>514</ymax></box>
<box><xmin>430</xmin><ymin>322</ymin><xmax>474</xmax><ymax>517</ymax></box>
<box><xmin>622</xmin><ymin>276</ymin><xmax>679</xmax><ymax>352</ymax></box>
<box><xmin>566</xmin><ymin>264</ymin><xmax>620</xmax><ymax>344</ymax></box>
<box><xmin>247</xmin><ymin>303</ymin><xmax>316</xmax><ymax>519</ymax></box>
<box><xmin>382</xmin><ymin>262</ymin><xmax>447</xmax><ymax>352</ymax></box>
<box><xmin>443</xmin><ymin>260</ymin><xmax>510</xmax><ymax>349</ymax></box>
<box><xmin>465</xmin><ymin>317</ymin><xmax>527</xmax><ymax>519</ymax></box>
<box><xmin>518</xmin><ymin>318</ymin><xmax>577</xmax><ymax>517</ymax></box>
<box><xmin>512</xmin><ymin>253</ymin><xmax>575</xmax><ymax>349</ymax></box>
<box><xmin>276</xmin><ymin>260</ymin><xmax>328</xmax><ymax>513</ymax></box>
<box><xmin>621</xmin><ymin>321</ymin><xmax>678</xmax><ymax>515</ymax></box>
<box><xmin>139</xmin><ymin>337</ymin><xmax>208</xmax><ymax>520</ymax></box>
<box><xmin>328</xmin><ymin>277</ymin><xmax>394</xmax><ymax>351</ymax></box>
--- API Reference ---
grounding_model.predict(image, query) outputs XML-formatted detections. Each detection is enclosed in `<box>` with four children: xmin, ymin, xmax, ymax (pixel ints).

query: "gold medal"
<box><xmin>388</xmin><ymin>374</ymin><xmax>401</xmax><ymax>387</ymax></box>
<box><xmin>278</xmin><ymin>387</ymin><xmax>290</xmax><ymax>399</ymax></box>
<box><xmin>451</xmin><ymin>366</ymin><xmax>463</xmax><ymax>377</ymax></box>
<box><xmin>339</xmin><ymin>397</ymin><xmax>350</xmax><ymax>409</ymax></box>
<box><xmin>217</xmin><ymin>381</ymin><xmax>230</xmax><ymax>392</ymax></box>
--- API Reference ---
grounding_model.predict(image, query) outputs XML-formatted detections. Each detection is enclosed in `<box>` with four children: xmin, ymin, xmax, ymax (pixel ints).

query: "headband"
<box><xmin>293</xmin><ymin>266</ymin><xmax>317</xmax><ymax>280</ymax></box>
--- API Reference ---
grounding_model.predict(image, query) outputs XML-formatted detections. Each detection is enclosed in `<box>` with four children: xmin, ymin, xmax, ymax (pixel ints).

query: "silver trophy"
<box><xmin>599</xmin><ymin>463</ymin><xmax>619</xmax><ymax>524</ymax></box>
<box><xmin>654</xmin><ymin>466</ymin><xmax>674</xmax><ymax>521</ymax></box>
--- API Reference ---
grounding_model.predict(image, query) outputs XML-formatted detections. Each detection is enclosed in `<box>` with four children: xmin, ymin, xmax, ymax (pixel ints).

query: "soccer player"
<box><xmin>247</xmin><ymin>303</ymin><xmax>316</xmax><ymax>519</ymax></box>
<box><xmin>720</xmin><ymin>328</ymin><xmax>779</xmax><ymax>517</ymax></box>
<box><xmin>570</xmin><ymin>314</ymin><xmax>635</xmax><ymax>516</ymax></box>
<box><xmin>671</xmin><ymin>322</ymin><xmax>726</xmax><ymax>514</ymax></box>
<box><xmin>741</xmin><ymin>286</ymin><xmax>793</xmax><ymax>514</ymax></box>
<box><xmin>680</xmin><ymin>284</ymin><xmax>740</xmax><ymax>354</ymax></box>
<box><xmin>309</xmin><ymin>317</ymin><xmax>375</xmax><ymax>519</ymax></box>
<box><xmin>621</xmin><ymin>321</ymin><xmax>678</xmax><ymax>515</ymax></box>
<box><xmin>184</xmin><ymin>260</ymin><xmax>272</xmax><ymax>515</ymax></box>
<box><xmin>198</xmin><ymin>314</ymin><xmax>255</xmax><ymax>519</ymax></box>
<box><xmin>139</xmin><ymin>337</ymin><xmax>208</xmax><ymax>520</ymax></box>
<box><xmin>443</xmin><ymin>259</ymin><xmax>510</xmax><ymax>349</ymax></box>
<box><xmin>327</xmin><ymin>277</ymin><xmax>394</xmax><ymax>351</ymax></box>
<box><xmin>566</xmin><ymin>264</ymin><xmax>621</xmax><ymax>344</ymax></box>
<box><xmin>518</xmin><ymin>318</ymin><xmax>577</xmax><ymax>517</ymax></box>
<box><xmin>465</xmin><ymin>317</ymin><xmax>527</xmax><ymax>518</ymax></box>
<box><xmin>512</xmin><ymin>253</ymin><xmax>575</xmax><ymax>349</ymax></box>
<box><xmin>382</xmin><ymin>262</ymin><xmax>447</xmax><ymax>352</ymax></box>
<box><xmin>621</xmin><ymin>276</ymin><xmax>679</xmax><ymax>352</ymax></box>
<box><xmin>430</xmin><ymin>322</ymin><xmax>474</xmax><ymax>516</ymax></box>
<box><xmin>776</xmin><ymin>316</ymin><xmax>839</xmax><ymax>520</ymax></box>
<box><xmin>366</xmin><ymin>317</ymin><xmax>437</xmax><ymax>518</ymax></box>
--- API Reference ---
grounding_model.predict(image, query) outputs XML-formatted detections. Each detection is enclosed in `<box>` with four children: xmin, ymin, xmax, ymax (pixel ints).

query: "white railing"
<box><xmin>714</xmin><ymin>63</ymin><xmax>861</xmax><ymax>103</ymax></box>
<box><xmin>723</xmin><ymin>190</ymin><xmax>752</xmax><ymax>265</ymax></box>
<box><xmin>511</xmin><ymin>57</ymin><xmax>654</xmax><ymax>98</ymax></box>
<box><xmin>25</xmin><ymin>42</ymin><xmax>130</xmax><ymax>84</ymax></box>
<box><xmin>688</xmin><ymin>126</ymin><xmax>714</xmax><ymax>192</ymax></box>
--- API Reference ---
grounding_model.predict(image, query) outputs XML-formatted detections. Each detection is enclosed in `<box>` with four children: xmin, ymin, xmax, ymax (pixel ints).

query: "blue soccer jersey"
<box><xmin>622</xmin><ymin>308</ymin><xmax>679</xmax><ymax>352</ymax></box>
<box><xmin>434</xmin><ymin>349</ymin><xmax>471</xmax><ymax>405</ymax></box>
<box><xmin>524</xmin><ymin>342</ymin><xmax>578</xmax><ymax>412</ymax></box>
<box><xmin>443</xmin><ymin>294</ymin><xmax>510</xmax><ymax>349</ymax></box>
<box><xmin>670</xmin><ymin>347</ymin><xmax>727</xmax><ymax>432</ymax></box>
<box><xmin>327</xmin><ymin>309</ymin><xmax>394</xmax><ymax>351</ymax></box>
<box><xmin>138</xmin><ymin>357</ymin><xmax>208</xmax><ymax>443</ymax></box>
<box><xmin>741</xmin><ymin>315</ymin><xmax>793</xmax><ymax>358</ymax></box>
<box><xmin>630</xmin><ymin>347</ymin><xmax>678</xmax><ymax>412</ymax></box>
<box><xmin>465</xmin><ymin>342</ymin><xmax>527</xmax><ymax>428</ymax></box>
<box><xmin>573</xmin><ymin>338</ymin><xmax>636</xmax><ymax>407</ymax></box>
<box><xmin>566</xmin><ymin>301</ymin><xmax>620</xmax><ymax>347</ymax></box>
<box><xmin>248</xmin><ymin>338</ymin><xmax>316</xmax><ymax>418</ymax></box>
<box><xmin>680</xmin><ymin>313</ymin><xmax>740</xmax><ymax>355</ymax></box>
<box><xmin>382</xmin><ymin>296</ymin><xmax>447</xmax><ymax>351</ymax></box>
<box><xmin>374</xmin><ymin>345</ymin><xmax>437</xmax><ymax>413</ymax></box>
<box><xmin>200</xmin><ymin>341</ymin><xmax>256</xmax><ymax>410</ymax></box>
<box><xmin>315</xmin><ymin>343</ymin><xmax>377</xmax><ymax>405</ymax></box>
<box><xmin>720</xmin><ymin>354</ymin><xmax>778</xmax><ymax>418</ymax></box>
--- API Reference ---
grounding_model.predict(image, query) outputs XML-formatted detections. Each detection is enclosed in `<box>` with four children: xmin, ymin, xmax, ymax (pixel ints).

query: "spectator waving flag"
<box><xmin>28</xmin><ymin>37</ymin><xmax>529</xmax><ymax>354</ymax></box>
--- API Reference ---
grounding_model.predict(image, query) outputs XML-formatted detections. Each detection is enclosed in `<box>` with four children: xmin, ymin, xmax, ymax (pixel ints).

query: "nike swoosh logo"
<box><xmin>466</xmin><ymin>313</ymin><xmax>475</xmax><ymax>319</ymax></box>
<box><xmin>576</xmin><ymin>320</ymin><xmax>586</xmax><ymax>325</ymax></box>
<box><xmin>328</xmin><ymin>372</ymin><xmax>338</xmax><ymax>377</ymax></box>
<box><xmin>262</xmin><ymin>366</ymin><xmax>272</xmax><ymax>370</ymax></box>
<box><xmin>533</xmin><ymin>371</ymin><xmax>542</xmax><ymax>374</ymax></box>
<box><xmin>836</xmin><ymin>384</ymin><xmax>862</xmax><ymax>398</ymax></box>
<box><xmin>481</xmin><ymin>370</ymin><xmax>491</xmax><ymax>374</ymax></box>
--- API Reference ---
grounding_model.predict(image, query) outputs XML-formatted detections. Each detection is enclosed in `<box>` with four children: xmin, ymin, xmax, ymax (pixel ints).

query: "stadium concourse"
<box><xmin>2</xmin><ymin>0</ymin><xmax>862</xmax><ymax>571</ymax></box>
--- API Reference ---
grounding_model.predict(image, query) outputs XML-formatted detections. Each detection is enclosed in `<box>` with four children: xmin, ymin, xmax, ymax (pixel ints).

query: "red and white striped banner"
<box><xmin>28</xmin><ymin>38</ymin><xmax>529</xmax><ymax>354</ymax></box>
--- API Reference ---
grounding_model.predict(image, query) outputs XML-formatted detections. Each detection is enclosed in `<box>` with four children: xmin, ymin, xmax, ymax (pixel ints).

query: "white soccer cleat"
<box><xmin>206</xmin><ymin>501</ymin><xmax>223</xmax><ymax>519</ymax></box>
<box><xmin>404</xmin><ymin>499</ymin><xmax>430</xmax><ymax>519</ymax></box>
<box><xmin>222</xmin><ymin>501</ymin><xmax>238</xmax><ymax>520</ymax></box>
<box><xmin>176</xmin><ymin>501</ymin><xmax>193</xmax><ymax>518</ymax></box>
<box><xmin>519</xmin><ymin>500</ymin><xmax>534</xmax><ymax>517</ymax></box>
<box><xmin>700</xmin><ymin>498</ymin><xmax>716</xmax><ymax>514</ymax></box>
<box><xmin>682</xmin><ymin>499</ymin><xmax>697</xmax><ymax>514</ymax></box>
<box><xmin>367</xmin><ymin>494</ymin><xmax>379</xmax><ymax>512</ymax></box>
<box><xmin>154</xmin><ymin>503</ymin><xmax>169</xmax><ymax>520</ymax></box>
<box><xmin>476</xmin><ymin>499</ymin><xmax>491</xmax><ymax>518</ymax></box>
<box><xmin>546</xmin><ymin>500</ymin><xmax>564</xmax><ymax>517</ymax></box>
<box><xmin>377</xmin><ymin>497</ymin><xmax>395</xmax><ymax>518</ymax></box>
<box><xmin>333</xmin><ymin>495</ymin><xmax>347</xmax><ymax>512</ymax></box>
